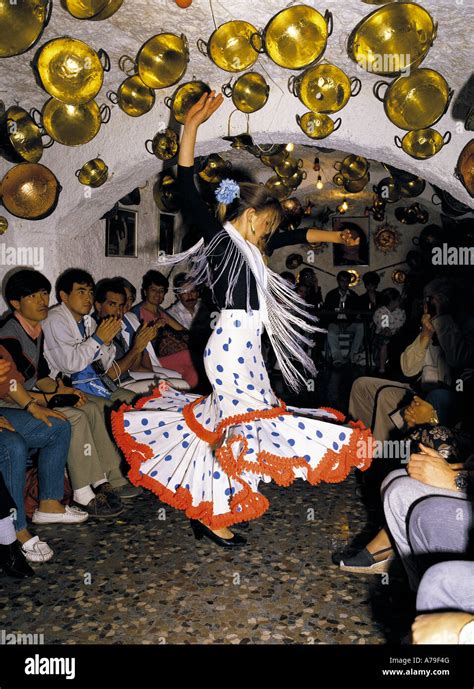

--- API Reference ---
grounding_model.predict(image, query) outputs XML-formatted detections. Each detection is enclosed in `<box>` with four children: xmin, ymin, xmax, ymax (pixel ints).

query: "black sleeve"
<box><xmin>266</xmin><ymin>227</ymin><xmax>309</xmax><ymax>255</ymax></box>
<box><xmin>38</xmin><ymin>338</ymin><xmax>51</xmax><ymax>380</ymax></box>
<box><xmin>177</xmin><ymin>165</ymin><xmax>224</xmax><ymax>245</ymax></box>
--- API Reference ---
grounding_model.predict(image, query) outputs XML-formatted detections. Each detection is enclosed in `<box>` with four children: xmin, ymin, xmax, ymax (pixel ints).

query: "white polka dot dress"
<box><xmin>112</xmin><ymin>309</ymin><xmax>372</xmax><ymax>529</ymax></box>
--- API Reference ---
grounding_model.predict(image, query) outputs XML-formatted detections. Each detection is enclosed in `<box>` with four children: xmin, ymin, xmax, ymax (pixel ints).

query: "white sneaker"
<box><xmin>32</xmin><ymin>505</ymin><xmax>89</xmax><ymax>525</ymax></box>
<box><xmin>21</xmin><ymin>536</ymin><xmax>53</xmax><ymax>563</ymax></box>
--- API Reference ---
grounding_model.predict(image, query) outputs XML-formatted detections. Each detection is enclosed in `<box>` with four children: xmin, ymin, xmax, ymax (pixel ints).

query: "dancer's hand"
<box><xmin>339</xmin><ymin>229</ymin><xmax>360</xmax><ymax>246</ymax></box>
<box><xmin>184</xmin><ymin>91</ymin><xmax>224</xmax><ymax>129</ymax></box>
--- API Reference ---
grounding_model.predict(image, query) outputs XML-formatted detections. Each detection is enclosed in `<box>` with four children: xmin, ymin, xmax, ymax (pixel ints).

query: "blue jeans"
<box><xmin>0</xmin><ymin>409</ymin><xmax>71</xmax><ymax>531</ymax></box>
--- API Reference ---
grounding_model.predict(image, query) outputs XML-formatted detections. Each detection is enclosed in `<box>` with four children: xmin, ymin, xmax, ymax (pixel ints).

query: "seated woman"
<box><xmin>0</xmin><ymin>347</ymin><xmax>86</xmax><ymax>564</ymax></box>
<box><xmin>336</xmin><ymin>418</ymin><xmax>472</xmax><ymax>575</ymax></box>
<box><xmin>131</xmin><ymin>270</ymin><xmax>199</xmax><ymax>389</ymax></box>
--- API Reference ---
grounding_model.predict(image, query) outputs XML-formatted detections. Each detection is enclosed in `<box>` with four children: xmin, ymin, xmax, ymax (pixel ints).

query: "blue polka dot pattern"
<box><xmin>213</xmin><ymin>471</ymin><xmax>220</xmax><ymax>479</ymax></box>
<box><xmin>238</xmin><ymin>357</ymin><xmax>244</xmax><ymax>364</ymax></box>
<box><xmin>316</xmin><ymin>430</ymin><xmax>323</xmax><ymax>438</ymax></box>
<box><xmin>164</xmin><ymin>454</ymin><xmax>173</xmax><ymax>461</ymax></box>
<box><xmin>217</xmin><ymin>365</ymin><xmax>223</xmax><ymax>372</ymax></box>
<box><xmin>339</xmin><ymin>432</ymin><xmax>346</xmax><ymax>441</ymax></box>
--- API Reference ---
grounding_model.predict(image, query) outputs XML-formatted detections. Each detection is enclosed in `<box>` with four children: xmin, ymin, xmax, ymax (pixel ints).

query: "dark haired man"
<box><xmin>166</xmin><ymin>273</ymin><xmax>201</xmax><ymax>330</ymax></box>
<box><xmin>322</xmin><ymin>271</ymin><xmax>363</xmax><ymax>367</ymax></box>
<box><xmin>41</xmin><ymin>269</ymin><xmax>142</xmax><ymax>502</ymax></box>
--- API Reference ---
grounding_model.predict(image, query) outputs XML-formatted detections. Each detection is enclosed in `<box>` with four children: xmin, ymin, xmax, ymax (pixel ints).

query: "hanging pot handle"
<box><xmin>350</xmin><ymin>77</ymin><xmax>362</xmax><ymax>97</ymax></box>
<box><xmin>295</xmin><ymin>114</ymin><xmax>302</xmax><ymax>128</ymax></box>
<box><xmin>145</xmin><ymin>139</ymin><xmax>155</xmax><ymax>156</ymax></box>
<box><xmin>107</xmin><ymin>90</ymin><xmax>119</xmax><ymax>105</ymax></box>
<box><xmin>221</xmin><ymin>81</ymin><xmax>233</xmax><ymax>98</ymax></box>
<box><xmin>431</xmin><ymin>21</ymin><xmax>438</xmax><ymax>44</ymax></box>
<box><xmin>373</xmin><ymin>81</ymin><xmax>389</xmax><ymax>102</ymax></box>
<box><xmin>98</xmin><ymin>49</ymin><xmax>111</xmax><ymax>73</ymax></box>
<box><xmin>300</xmin><ymin>170</ymin><xmax>307</xmax><ymax>181</ymax></box>
<box><xmin>334</xmin><ymin>161</ymin><xmax>342</xmax><ymax>171</ymax></box>
<box><xmin>45</xmin><ymin>0</ymin><xmax>53</xmax><ymax>27</ymax></box>
<box><xmin>75</xmin><ymin>169</ymin><xmax>82</xmax><ymax>179</ymax></box>
<box><xmin>444</xmin><ymin>88</ymin><xmax>454</xmax><ymax>115</ymax></box>
<box><xmin>394</xmin><ymin>135</ymin><xmax>403</xmax><ymax>149</ymax></box>
<box><xmin>431</xmin><ymin>193</ymin><xmax>442</xmax><ymax>206</ymax></box>
<box><xmin>29</xmin><ymin>107</ymin><xmax>43</xmax><ymax>128</ymax></box>
<box><xmin>41</xmin><ymin>133</ymin><xmax>54</xmax><ymax>149</ymax></box>
<box><xmin>324</xmin><ymin>10</ymin><xmax>333</xmax><ymax>37</ymax></box>
<box><xmin>288</xmin><ymin>75</ymin><xmax>299</xmax><ymax>97</ymax></box>
<box><xmin>297</xmin><ymin>158</ymin><xmax>303</xmax><ymax>169</ymax></box>
<box><xmin>249</xmin><ymin>32</ymin><xmax>265</xmax><ymax>54</ymax></box>
<box><xmin>0</xmin><ymin>100</ymin><xmax>5</xmax><ymax>118</ymax></box>
<box><xmin>100</xmin><ymin>104</ymin><xmax>111</xmax><ymax>124</ymax></box>
<box><xmin>181</xmin><ymin>34</ymin><xmax>189</xmax><ymax>61</ymax></box>
<box><xmin>196</xmin><ymin>38</ymin><xmax>208</xmax><ymax>57</ymax></box>
<box><xmin>164</xmin><ymin>97</ymin><xmax>173</xmax><ymax>109</ymax></box>
<box><xmin>333</xmin><ymin>117</ymin><xmax>342</xmax><ymax>132</ymax></box>
<box><xmin>442</xmin><ymin>131</ymin><xmax>452</xmax><ymax>145</ymax></box>
<box><xmin>118</xmin><ymin>55</ymin><xmax>136</xmax><ymax>75</ymax></box>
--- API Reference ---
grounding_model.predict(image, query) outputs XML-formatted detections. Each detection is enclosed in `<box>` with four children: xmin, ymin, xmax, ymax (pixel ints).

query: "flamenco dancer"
<box><xmin>112</xmin><ymin>92</ymin><xmax>372</xmax><ymax>548</ymax></box>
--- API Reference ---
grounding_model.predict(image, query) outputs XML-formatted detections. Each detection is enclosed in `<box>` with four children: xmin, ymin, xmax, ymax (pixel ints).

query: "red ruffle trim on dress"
<box><xmin>111</xmin><ymin>384</ymin><xmax>373</xmax><ymax>529</ymax></box>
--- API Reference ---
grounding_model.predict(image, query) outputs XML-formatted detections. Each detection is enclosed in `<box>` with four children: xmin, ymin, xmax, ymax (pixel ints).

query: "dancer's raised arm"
<box><xmin>178</xmin><ymin>91</ymin><xmax>224</xmax><ymax>168</ymax></box>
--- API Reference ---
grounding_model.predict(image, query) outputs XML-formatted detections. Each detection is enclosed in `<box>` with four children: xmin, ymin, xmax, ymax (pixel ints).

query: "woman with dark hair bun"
<box><xmin>112</xmin><ymin>93</ymin><xmax>372</xmax><ymax>548</ymax></box>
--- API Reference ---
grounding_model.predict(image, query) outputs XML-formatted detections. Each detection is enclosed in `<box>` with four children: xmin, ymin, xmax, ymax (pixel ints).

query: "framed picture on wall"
<box><xmin>159</xmin><ymin>213</ymin><xmax>175</xmax><ymax>255</ymax></box>
<box><xmin>105</xmin><ymin>208</ymin><xmax>138</xmax><ymax>257</ymax></box>
<box><xmin>332</xmin><ymin>216</ymin><xmax>370</xmax><ymax>266</ymax></box>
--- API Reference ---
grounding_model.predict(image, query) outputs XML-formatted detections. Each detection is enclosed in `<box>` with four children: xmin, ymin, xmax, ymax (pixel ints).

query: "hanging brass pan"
<box><xmin>348</xmin><ymin>2</ymin><xmax>437</xmax><ymax>75</ymax></box>
<box><xmin>296</xmin><ymin>112</ymin><xmax>341</xmax><ymax>139</ymax></box>
<box><xmin>75</xmin><ymin>158</ymin><xmax>108</xmax><ymax>187</ymax></box>
<box><xmin>373</xmin><ymin>68</ymin><xmax>453</xmax><ymax>131</ymax></box>
<box><xmin>31</xmin><ymin>99</ymin><xmax>111</xmax><ymax>146</ymax></box>
<box><xmin>222</xmin><ymin>72</ymin><xmax>269</xmax><ymax>114</ymax></box>
<box><xmin>119</xmin><ymin>34</ymin><xmax>189</xmax><ymax>90</ymax></box>
<box><xmin>34</xmin><ymin>37</ymin><xmax>110</xmax><ymax>105</ymax></box>
<box><xmin>0</xmin><ymin>0</ymin><xmax>52</xmax><ymax>58</ymax></box>
<box><xmin>197</xmin><ymin>21</ymin><xmax>259</xmax><ymax>73</ymax></box>
<box><xmin>0</xmin><ymin>102</ymin><xmax>53</xmax><ymax>164</ymax></box>
<box><xmin>395</xmin><ymin>128</ymin><xmax>451</xmax><ymax>160</ymax></box>
<box><xmin>1</xmin><ymin>162</ymin><xmax>61</xmax><ymax>220</ymax></box>
<box><xmin>64</xmin><ymin>0</ymin><xmax>108</xmax><ymax>19</ymax></box>
<box><xmin>107</xmin><ymin>75</ymin><xmax>155</xmax><ymax>117</ymax></box>
<box><xmin>289</xmin><ymin>63</ymin><xmax>361</xmax><ymax>114</ymax></box>
<box><xmin>250</xmin><ymin>5</ymin><xmax>332</xmax><ymax>70</ymax></box>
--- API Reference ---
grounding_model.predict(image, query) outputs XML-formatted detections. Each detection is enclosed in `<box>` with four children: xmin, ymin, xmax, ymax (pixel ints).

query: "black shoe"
<box><xmin>93</xmin><ymin>482</ymin><xmax>124</xmax><ymax>510</ymax></box>
<box><xmin>0</xmin><ymin>541</ymin><xmax>35</xmax><ymax>578</ymax></box>
<box><xmin>190</xmin><ymin>520</ymin><xmax>246</xmax><ymax>548</ymax></box>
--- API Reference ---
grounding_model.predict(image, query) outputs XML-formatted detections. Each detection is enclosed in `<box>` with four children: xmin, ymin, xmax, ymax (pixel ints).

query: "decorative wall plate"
<box><xmin>374</xmin><ymin>223</ymin><xmax>402</xmax><ymax>253</ymax></box>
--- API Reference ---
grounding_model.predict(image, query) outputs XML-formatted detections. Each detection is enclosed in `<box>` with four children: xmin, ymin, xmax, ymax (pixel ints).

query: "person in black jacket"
<box><xmin>323</xmin><ymin>271</ymin><xmax>364</xmax><ymax>367</ymax></box>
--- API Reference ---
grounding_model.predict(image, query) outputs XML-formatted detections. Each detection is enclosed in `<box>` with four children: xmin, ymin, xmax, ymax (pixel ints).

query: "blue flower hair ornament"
<box><xmin>215</xmin><ymin>178</ymin><xmax>240</xmax><ymax>205</ymax></box>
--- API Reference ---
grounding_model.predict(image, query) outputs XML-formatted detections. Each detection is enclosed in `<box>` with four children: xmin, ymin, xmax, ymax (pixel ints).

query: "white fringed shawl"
<box><xmin>157</xmin><ymin>221</ymin><xmax>326</xmax><ymax>391</ymax></box>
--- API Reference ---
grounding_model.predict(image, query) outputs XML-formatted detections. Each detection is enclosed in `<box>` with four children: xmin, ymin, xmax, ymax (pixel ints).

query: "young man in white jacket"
<box><xmin>42</xmin><ymin>269</ymin><xmax>142</xmax><ymax>507</ymax></box>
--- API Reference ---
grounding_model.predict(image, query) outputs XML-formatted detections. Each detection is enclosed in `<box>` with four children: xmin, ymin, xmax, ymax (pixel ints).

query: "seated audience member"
<box><xmin>297</xmin><ymin>268</ymin><xmax>323</xmax><ymax>310</ymax></box>
<box><xmin>358</xmin><ymin>271</ymin><xmax>382</xmax><ymax>313</ymax></box>
<box><xmin>0</xmin><ymin>345</ymin><xmax>86</xmax><ymax>564</ymax></box>
<box><xmin>349</xmin><ymin>278</ymin><xmax>474</xmax><ymax>442</ymax></box>
<box><xmin>115</xmin><ymin>277</ymin><xmax>136</xmax><ymax>314</ymax></box>
<box><xmin>338</xmin><ymin>423</ymin><xmax>472</xmax><ymax>574</ymax></box>
<box><xmin>132</xmin><ymin>270</ymin><xmax>198</xmax><ymax>388</ymax></box>
<box><xmin>323</xmin><ymin>271</ymin><xmax>363</xmax><ymax>367</ymax></box>
<box><xmin>43</xmin><ymin>268</ymin><xmax>136</xmax><ymax>406</ymax></box>
<box><xmin>1</xmin><ymin>269</ymin><xmax>139</xmax><ymax>511</ymax></box>
<box><xmin>93</xmin><ymin>278</ymin><xmax>163</xmax><ymax>394</ymax></box>
<box><xmin>372</xmin><ymin>288</ymin><xmax>406</xmax><ymax>374</ymax></box>
<box><xmin>113</xmin><ymin>277</ymin><xmax>189</xmax><ymax>390</ymax></box>
<box><xmin>166</xmin><ymin>272</ymin><xmax>201</xmax><ymax>330</ymax></box>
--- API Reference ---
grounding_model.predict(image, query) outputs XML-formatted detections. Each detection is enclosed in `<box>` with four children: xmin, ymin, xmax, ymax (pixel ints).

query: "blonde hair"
<box><xmin>216</xmin><ymin>182</ymin><xmax>283</xmax><ymax>238</ymax></box>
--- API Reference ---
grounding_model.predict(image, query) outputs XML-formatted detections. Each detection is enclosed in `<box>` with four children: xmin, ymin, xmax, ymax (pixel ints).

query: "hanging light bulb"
<box><xmin>316</xmin><ymin>175</ymin><xmax>323</xmax><ymax>190</ymax></box>
<box><xmin>286</xmin><ymin>143</ymin><xmax>294</xmax><ymax>152</ymax></box>
<box><xmin>337</xmin><ymin>198</ymin><xmax>349</xmax><ymax>214</ymax></box>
